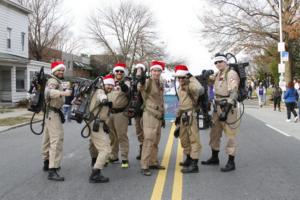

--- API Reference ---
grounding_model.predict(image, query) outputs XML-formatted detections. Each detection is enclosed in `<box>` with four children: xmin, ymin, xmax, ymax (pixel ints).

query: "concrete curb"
<box><xmin>0</xmin><ymin>119</ymin><xmax>43</xmax><ymax>134</ymax></box>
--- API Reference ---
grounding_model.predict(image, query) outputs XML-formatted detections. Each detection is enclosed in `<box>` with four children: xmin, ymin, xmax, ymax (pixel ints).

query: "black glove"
<box><xmin>119</xmin><ymin>81</ymin><xmax>129</xmax><ymax>93</ymax></box>
<box><xmin>103</xmin><ymin>123</ymin><xmax>110</xmax><ymax>134</ymax></box>
<box><xmin>137</xmin><ymin>75</ymin><xmax>146</xmax><ymax>85</ymax></box>
<box><xmin>161</xmin><ymin>119</ymin><xmax>166</xmax><ymax>128</ymax></box>
<box><xmin>219</xmin><ymin>103</ymin><xmax>233</xmax><ymax>121</ymax></box>
<box><xmin>101</xmin><ymin>100</ymin><xmax>112</xmax><ymax>108</ymax></box>
<box><xmin>175</xmin><ymin>116</ymin><xmax>181</xmax><ymax>125</ymax></box>
<box><xmin>174</xmin><ymin>126</ymin><xmax>180</xmax><ymax>138</ymax></box>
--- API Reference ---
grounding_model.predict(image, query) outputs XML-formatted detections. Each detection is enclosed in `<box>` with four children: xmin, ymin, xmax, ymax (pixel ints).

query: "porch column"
<box><xmin>11</xmin><ymin>66</ymin><xmax>16</xmax><ymax>103</ymax></box>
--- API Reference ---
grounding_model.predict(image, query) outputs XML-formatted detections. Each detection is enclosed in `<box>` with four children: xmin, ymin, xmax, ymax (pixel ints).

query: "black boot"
<box><xmin>43</xmin><ymin>160</ymin><xmax>49</xmax><ymax>171</ymax></box>
<box><xmin>48</xmin><ymin>168</ymin><xmax>65</xmax><ymax>181</ymax></box>
<box><xmin>201</xmin><ymin>149</ymin><xmax>219</xmax><ymax>165</ymax></box>
<box><xmin>179</xmin><ymin>154</ymin><xmax>192</xmax><ymax>167</ymax></box>
<box><xmin>181</xmin><ymin>159</ymin><xmax>199</xmax><ymax>173</ymax></box>
<box><xmin>89</xmin><ymin>169</ymin><xmax>109</xmax><ymax>183</ymax></box>
<box><xmin>136</xmin><ymin>144</ymin><xmax>142</xmax><ymax>160</ymax></box>
<box><xmin>91</xmin><ymin>157</ymin><xmax>97</xmax><ymax>167</ymax></box>
<box><xmin>221</xmin><ymin>155</ymin><xmax>236</xmax><ymax>172</ymax></box>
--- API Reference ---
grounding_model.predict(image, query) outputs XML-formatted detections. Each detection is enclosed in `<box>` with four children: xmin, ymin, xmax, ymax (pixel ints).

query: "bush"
<box><xmin>17</xmin><ymin>98</ymin><xmax>29</xmax><ymax>108</ymax></box>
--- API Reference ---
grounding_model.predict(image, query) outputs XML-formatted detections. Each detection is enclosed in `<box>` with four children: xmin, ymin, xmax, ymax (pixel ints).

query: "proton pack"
<box><xmin>225</xmin><ymin>53</ymin><xmax>249</xmax><ymax>102</ymax></box>
<box><xmin>27</xmin><ymin>67</ymin><xmax>49</xmax><ymax>113</ymax></box>
<box><xmin>127</xmin><ymin>67</ymin><xmax>146</xmax><ymax>118</ymax></box>
<box><xmin>70</xmin><ymin>76</ymin><xmax>103</xmax><ymax>124</ymax></box>
<box><xmin>194</xmin><ymin>70</ymin><xmax>214</xmax><ymax>129</ymax></box>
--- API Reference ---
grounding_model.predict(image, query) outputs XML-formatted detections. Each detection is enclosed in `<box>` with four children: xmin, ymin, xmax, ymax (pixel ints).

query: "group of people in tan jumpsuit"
<box><xmin>41</xmin><ymin>53</ymin><xmax>241</xmax><ymax>182</ymax></box>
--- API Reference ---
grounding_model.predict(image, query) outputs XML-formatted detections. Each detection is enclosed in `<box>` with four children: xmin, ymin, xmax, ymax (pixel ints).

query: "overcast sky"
<box><xmin>62</xmin><ymin>0</ymin><xmax>215</xmax><ymax>75</ymax></box>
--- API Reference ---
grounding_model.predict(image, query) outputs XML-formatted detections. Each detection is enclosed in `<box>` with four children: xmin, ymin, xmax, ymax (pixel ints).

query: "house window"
<box><xmin>0</xmin><ymin>70</ymin><xmax>11</xmax><ymax>91</ymax></box>
<box><xmin>21</xmin><ymin>32</ymin><xmax>25</xmax><ymax>51</ymax></box>
<box><xmin>16</xmin><ymin>69</ymin><xmax>25</xmax><ymax>91</ymax></box>
<box><xmin>7</xmin><ymin>28</ymin><xmax>12</xmax><ymax>49</ymax></box>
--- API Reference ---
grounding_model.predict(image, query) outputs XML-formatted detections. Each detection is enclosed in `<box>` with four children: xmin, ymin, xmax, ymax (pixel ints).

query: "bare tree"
<box><xmin>199</xmin><ymin>0</ymin><xmax>300</xmax><ymax>82</ymax></box>
<box><xmin>88</xmin><ymin>1</ymin><xmax>160</xmax><ymax>71</ymax></box>
<box><xmin>18</xmin><ymin>0</ymin><xmax>69</xmax><ymax>61</ymax></box>
<box><xmin>53</xmin><ymin>30</ymin><xmax>83</xmax><ymax>54</ymax></box>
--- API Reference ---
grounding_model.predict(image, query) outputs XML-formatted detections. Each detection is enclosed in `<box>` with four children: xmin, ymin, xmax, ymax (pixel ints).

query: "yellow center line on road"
<box><xmin>150</xmin><ymin>123</ymin><xmax>176</xmax><ymax>200</ymax></box>
<box><xmin>172</xmin><ymin>139</ymin><xmax>183</xmax><ymax>200</ymax></box>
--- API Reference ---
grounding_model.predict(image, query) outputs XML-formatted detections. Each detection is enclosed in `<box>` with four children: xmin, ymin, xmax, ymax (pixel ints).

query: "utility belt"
<box><xmin>215</xmin><ymin>94</ymin><xmax>230</xmax><ymax>98</ymax></box>
<box><xmin>47</xmin><ymin>106</ymin><xmax>65</xmax><ymax>123</ymax></box>
<box><xmin>179</xmin><ymin>110</ymin><xmax>197</xmax><ymax>126</ymax></box>
<box><xmin>214</xmin><ymin>99</ymin><xmax>227</xmax><ymax>106</ymax></box>
<box><xmin>111</xmin><ymin>107</ymin><xmax>126</xmax><ymax>114</ymax></box>
<box><xmin>92</xmin><ymin>118</ymin><xmax>109</xmax><ymax>134</ymax></box>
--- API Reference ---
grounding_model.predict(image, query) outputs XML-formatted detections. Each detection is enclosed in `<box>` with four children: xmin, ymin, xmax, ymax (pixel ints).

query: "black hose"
<box><xmin>81</xmin><ymin>118</ymin><xmax>92</xmax><ymax>138</ymax></box>
<box><xmin>225</xmin><ymin>101</ymin><xmax>245</xmax><ymax>129</ymax></box>
<box><xmin>30</xmin><ymin>110</ymin><xmax>46</xmax><ymax>135</ymax></box>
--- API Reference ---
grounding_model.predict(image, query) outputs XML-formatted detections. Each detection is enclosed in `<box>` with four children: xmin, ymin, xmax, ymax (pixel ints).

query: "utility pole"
<box><xmin>278</xmin><ymin>0</ymin><xmax>286</xmax><ymax>92</ymax></box>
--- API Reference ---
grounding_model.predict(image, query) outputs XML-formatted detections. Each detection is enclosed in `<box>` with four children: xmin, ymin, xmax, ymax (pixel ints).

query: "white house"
<box><xmin>0</xmin><ymin>0</ymin><xmax>50</xmax><ymax>103</ymax></box>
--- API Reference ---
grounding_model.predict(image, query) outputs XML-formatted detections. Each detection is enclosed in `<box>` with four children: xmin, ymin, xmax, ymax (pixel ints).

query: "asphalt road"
<box><xmin>0</xmin><ymin>104</ymin><xmax>300</xmax><ymax>200</ymax></box>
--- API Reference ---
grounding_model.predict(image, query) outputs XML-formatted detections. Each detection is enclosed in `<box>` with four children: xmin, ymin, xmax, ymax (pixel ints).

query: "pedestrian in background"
<box><xmin>272</xmin><ymin>84</ymin><xmax>282</xmax><ymax>111</ymax></box>
<box><xmin>247</xmin><ymin>82</ymin><xmax>253</xmax><ymax>99</ymax></box>
<box><xmin>256</xmin><ymin>82</ymin><xmax>266</xmax><ymax>107</ymax></box>
<box><xmin>294</xmin><ymin>79</ymin><xmax>300</xmax><ymax>120</ymax></box>
<box><xmin>284</xmin><ymin>81</ymin><xmax>299</xmax><ymax>122</ymax></box>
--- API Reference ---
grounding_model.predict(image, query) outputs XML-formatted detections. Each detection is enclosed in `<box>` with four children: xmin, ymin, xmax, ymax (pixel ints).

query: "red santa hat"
<box><xmin>134</xmin><ymin>63</ymin><xmax>146</xmax><ymax>71</ymax></box>
<box><xmin>174</xmin><ymin>65</ymin><xmax>189</xmax><ymax>77</ymax></box>
<box><xmin>103</xmin><ymin>74</ymin><xmax>115</xmax><ymax>85</ymax></box>
<box><xmin>113</xmin><ymin>63</ymin><xmax>126</xmax><ymax>73</ymax></box>
<box><xmin>51</xmin><ymin>61</ymin><xmax>66</xmax><ymax>74</ymax></box>
<box><xmin>150</xmin><ymin>60</ymin><xmax>165</xmax><ymax>71</ymax></box>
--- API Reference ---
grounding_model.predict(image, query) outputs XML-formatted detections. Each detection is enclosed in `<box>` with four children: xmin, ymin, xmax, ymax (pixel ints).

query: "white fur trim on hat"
<box><xmin>214</xmin><ymin>56</ymin><xmax>227</xmax><ymax>63</ymax></box>
<box><xmin>52</xmin><ymin>63</ymin><xmax>66</xmax><ymax>74</ymax></box>
<box><xmin>113</xmin><ymin>66</ymin><xmax>125</xmax><ymax>73</ymax></box>
<box><xmin>150</xmin><ymin>64</ymin><xmax>162</xmax><ymax>71</ymax></box>
<box><xmin>175</xmin><ymin>70</ymin><xmax>189</xmax><ymax>77</ymax></box>
<box><xmin>104</xmin><ymin>78</ymin><xmax>115</xmax><ymax>85</ymax></box>
<box><xmin>134</xmin><ymin>63</ymin><xmax>146</xmax><ymax>71</ymax></box>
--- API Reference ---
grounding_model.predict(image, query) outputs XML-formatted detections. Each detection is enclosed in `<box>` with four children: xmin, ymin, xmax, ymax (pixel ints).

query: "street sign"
<box><xmin>278</xmin><ymin>63</ymin><xmax>285</xmax><ymax>73</ymax></box>
<box><xmin>281</xmin><ymin>51</ymin><xmax>289</xmax><ymax>62</ymax></box>
<box><xmin>278</xmin><ymin>42</ymin><xmax>285</xmax><ymax>51</ymax></box>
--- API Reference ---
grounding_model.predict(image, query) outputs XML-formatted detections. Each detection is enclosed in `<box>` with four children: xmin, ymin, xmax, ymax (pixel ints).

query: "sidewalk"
<box><xmin>0</xmin><ymin>108</ymin><xmax>42</xmax><ymax>133</ymax></box>
<box><xmin>244</xmin><ymin>99</ymin><xmax>300</xmax><ymax>140</ymax></box>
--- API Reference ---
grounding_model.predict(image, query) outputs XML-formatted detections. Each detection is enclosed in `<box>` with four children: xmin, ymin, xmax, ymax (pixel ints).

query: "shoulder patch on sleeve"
<box><xmin>47</xmin><ymin>78</ymin><xmax>59</xmax><ymax>89</ymax></box>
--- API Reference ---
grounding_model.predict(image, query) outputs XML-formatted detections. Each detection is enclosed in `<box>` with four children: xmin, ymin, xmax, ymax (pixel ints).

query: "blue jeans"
<box><xmin>63</xmin><ymin>105</ymin><xmax>72</xmax><ymax>122</ymax></box>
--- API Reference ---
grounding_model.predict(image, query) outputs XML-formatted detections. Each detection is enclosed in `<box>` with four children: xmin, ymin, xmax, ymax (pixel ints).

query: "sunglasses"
<box><xmin>214</xmin><ymin>61</ymin><xmax>224</xmax><ymax>65</ymax></box>
<box><xmin>115</xmin><ymin>70</ymin><xmax>124</xmax><ymax>73</ymax></box>
<box><xmin>178</xmin><ymin>77</ymin><xmax>186</xmax><ymax>79</ymax></box>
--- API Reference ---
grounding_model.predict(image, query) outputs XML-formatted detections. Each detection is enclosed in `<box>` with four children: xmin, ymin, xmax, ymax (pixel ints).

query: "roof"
<box><xmin>1</xmin><ymin>0</ymin><xmax>31</xmax><ymax>14</ymax></box>
<box><xmin>0</xmin><ymin>53</ymin><xmax>29</xmax><ymax>64</ymax></box>
<box><xmin>73</xmin><ymin>61</ymin><xmax>93</xmax><ymax>71</ymax></box>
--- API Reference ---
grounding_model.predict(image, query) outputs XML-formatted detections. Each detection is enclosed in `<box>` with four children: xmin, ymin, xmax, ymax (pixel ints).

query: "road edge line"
<box><xmin>265</xmin><ymin>124</ymin><xmax>291</xmax><ymax>137</ymax></box>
